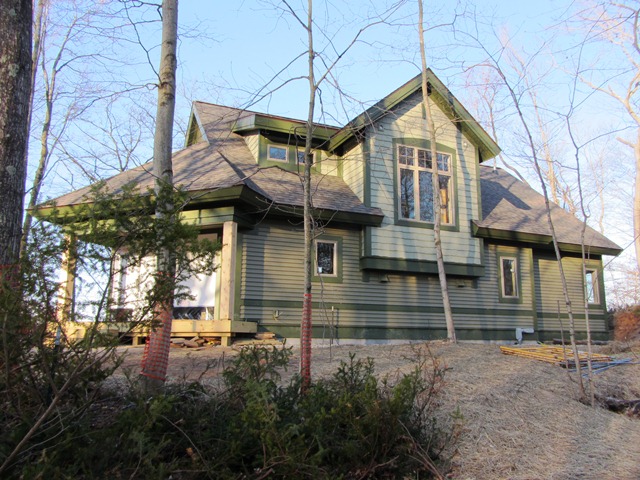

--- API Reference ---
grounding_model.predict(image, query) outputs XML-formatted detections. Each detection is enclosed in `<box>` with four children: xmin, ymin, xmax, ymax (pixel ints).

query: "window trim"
<box><xmin>267</xmin><ymin>144</ymin><xmax>288</xmax><ymax>162</ymax></box>
<box><xmin>585</xmin><ymin>268</ymin><xmax>600</xmax><ymax>305</ymax></box>
<box><xmin>497</xmin><ymin>251</ymin><xmax>522</xmax><ymax>304</ymax></box>
<box><xmin>312</xmin><ymin>236</ymin><xmax>343</xmax><ymax>283</ymax></box>
<box><xmin>392</xmin><ymin>139</ymin><xmax>458</xmax><ymax>231</ymax></box>
<box><xmin>500</xmin><ymin>256</ymin><xmax>519</xmax><ymax>298</ymax></box>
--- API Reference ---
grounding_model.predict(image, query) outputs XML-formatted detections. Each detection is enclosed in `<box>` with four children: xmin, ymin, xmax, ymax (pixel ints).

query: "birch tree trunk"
<box><xmin>140</xmin><ymin>0</ymin><xmax>178</xmax><ymax>390</ymax></box>
<box><xmin>418</xmin><ymin>0</ymin><xmax>456</xmax><ymax>342</ymax></box>
<box><xmin>0</xmin><ymin>0</ymin><xmax>32</xmax><ymax>272</ymax></box>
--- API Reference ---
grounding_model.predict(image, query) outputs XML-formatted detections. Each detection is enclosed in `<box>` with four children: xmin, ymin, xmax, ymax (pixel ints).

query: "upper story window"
<box><xmin>585</xmin><ymin>269</ymin><xmax>600</xmax><ymax>304</ymax></box>
<box><xmin>398</xmin><ymin>145</ymin><xmax>453</xmax><ymax>224</ymax></box>
<box><xmin>297</xmin><ymin>148</ymin><xmax>315</xmax><ymax>165</ymax></box>
<box><xmin>268</xmin><ymin>145</ymin><xmax>288</xmax><ymax>162</ymax></box>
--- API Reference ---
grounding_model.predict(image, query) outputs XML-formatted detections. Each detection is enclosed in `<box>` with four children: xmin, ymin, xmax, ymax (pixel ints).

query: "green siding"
<box><xmin>237</xmin><ymin>220</ymin><xmax>607</xmax><ymax>340</ymax></box>
<box><xmin>239</xmin><ymin>221</ymin><xmax>538</xmax><ymax>340</ymax></box>
<box><xmin>533</xmin><ymin>252</ymin><xmax>607</xmax><ymax>333</ymax></box>
<box><xmin>363</xmin><ymin>91</ymin><xmax>483</xmax><ymax>267</ymax></box>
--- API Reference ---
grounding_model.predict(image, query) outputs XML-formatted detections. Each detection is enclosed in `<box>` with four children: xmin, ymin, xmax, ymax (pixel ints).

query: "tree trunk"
<box><xmin>20</xmin><ymin>0</ymin><xmax>51</xmax><ymax>257</ymax></box>
<box><xmin>418</xmin><ymin>0</ymin><xmax>456</xmax><ymax>342</ymax></box>
<box><xmin>140</xmin><ymin>0</ymin><xmax>178</xmax><ymax>390</ymax></box>
<box><xmin>300</xmin><ymin>0</ymin><xmax>315</xmax><ymax>392</ymax></box>
<box><xmin>0</xmin><ymin>0</ymin><xmax>32</xmax><ymax>271</ymax></box>
<box><xmin>634</xmin><ymin>135</ymin><xmax>640</xmax><ymax>273</ymax></box>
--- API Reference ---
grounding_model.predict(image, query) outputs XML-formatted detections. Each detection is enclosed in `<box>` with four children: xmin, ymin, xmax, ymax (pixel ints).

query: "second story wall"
<box><xmin>362</xmin><ymin>91</ymin><xmax>483</xmax><ymax>268</ymax></box>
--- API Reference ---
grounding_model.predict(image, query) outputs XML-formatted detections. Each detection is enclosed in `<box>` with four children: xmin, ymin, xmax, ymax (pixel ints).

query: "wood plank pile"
<box><xmin>170</xmin><ymin>336</ymin><xmax>220</xmax><ymax>349</ymax></box>
<box><xmin>499</xmin><ymin>345</ymin><xmax>612</xmax><ymax>368</ymax></box>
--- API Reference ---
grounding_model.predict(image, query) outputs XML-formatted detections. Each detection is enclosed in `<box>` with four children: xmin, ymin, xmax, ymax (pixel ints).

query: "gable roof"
<box><xmin>329</xmin><ymin>70</ymin><xmax>501</xmax><ymax>161</ymax></box>
<box><xmin>476</xmin><ymin>166</ymin><xmax>622</xmax><ymax>256</ymax></box>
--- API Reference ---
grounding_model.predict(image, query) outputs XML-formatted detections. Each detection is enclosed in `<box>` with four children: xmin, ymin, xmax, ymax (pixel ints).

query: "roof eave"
<box><xmin>472</xmin><ymin>223</ymin><xmax>623</xmax><ymax>256</ymax></box>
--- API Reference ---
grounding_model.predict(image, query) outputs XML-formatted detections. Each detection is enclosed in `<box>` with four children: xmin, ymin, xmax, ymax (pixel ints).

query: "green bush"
<box><xmin>9</xmin><ymin>344</ymin><xmax>459</xmax><ymax>479</ymax></box>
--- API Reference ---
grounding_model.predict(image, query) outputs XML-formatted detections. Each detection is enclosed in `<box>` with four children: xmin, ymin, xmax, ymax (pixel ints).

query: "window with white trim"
<box><xmin>267</xmin><ymin>145</ymin><xmax>288</xmax><ymax>162</ymax></box>
<box><xmin>500</xmin><ymin>257</ymin><xmax>518</xmax><ymax>298</ymax></box>
<box><xmin>315</xmin><ymin>241</ymin><xmax>336</xmax><ymax>276</ymax></box>
<box><xmin>585</xmin><ymin>269</ymin><xmax>599</xmax><ymax>304</ymax></box>
<box><xmin>398</xmin><ymin>145</ymin><xmax>453</xmax><ymax>224</ymax></box>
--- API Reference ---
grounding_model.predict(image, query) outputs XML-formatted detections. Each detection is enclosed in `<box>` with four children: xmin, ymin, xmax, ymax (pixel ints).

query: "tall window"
<box><xmin>398</xmin><ymin>145</ymin><xmax>452</xmax><ymax>224</ymax></box>
<box><xmin>585</xmin><ymin>269</ymin><xmax>599</xmax><ymax>304</ymax></box>
<box><xmin>315</xmin><ymin>241</ymin><xmax>336</xmax><ymax>276</ymax></box>
<box><xmin>500</xmin><ymin>257</ymin><xmax>518</xmax><ymax>298</ymax></box>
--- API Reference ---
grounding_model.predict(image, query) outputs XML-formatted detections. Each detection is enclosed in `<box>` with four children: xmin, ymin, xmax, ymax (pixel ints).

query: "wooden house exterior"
<box><xmin>37</xmin><ymin>71</ymin><xmax>622</xmax><ymax>344</ymax></box>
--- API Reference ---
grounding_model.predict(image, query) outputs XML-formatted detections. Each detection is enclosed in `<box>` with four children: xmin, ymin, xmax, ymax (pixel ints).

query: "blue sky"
<box><xmin>175</xmin><ymin>0</ymin><xmax>567</xmax><ymax>123</ymax></box>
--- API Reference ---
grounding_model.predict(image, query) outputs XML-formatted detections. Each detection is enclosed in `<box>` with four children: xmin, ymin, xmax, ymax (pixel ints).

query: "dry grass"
<box><xmin>114</xmin><ymin>341</ymin><xmax>640</xmax><ymax>480</ymax></box>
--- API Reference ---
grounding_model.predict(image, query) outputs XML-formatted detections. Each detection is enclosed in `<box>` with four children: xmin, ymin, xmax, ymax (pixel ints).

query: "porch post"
<box><xmin>57</xmin><ymin>233</ymin><xmax>77</xmax><ymax>323</ymax></box>
<box><xmin>219</xmin><ymin>221</ymin><xmax>237</xmax><ymax>324</ymax></box>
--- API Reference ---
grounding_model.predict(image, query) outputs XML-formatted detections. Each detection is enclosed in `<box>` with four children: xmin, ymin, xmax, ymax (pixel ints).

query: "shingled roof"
<box><xmin>40</xmin><ymin>103</ymin><xmax>384</xmax><ymax>226</ymax></box>
<box><xmin>39</xmin><ymin>102</ymin><xmax>622</xmax><ymax>256</ymax></box>
<box><xmin>476</xmin><ymin>166</ymin><xmax>622</xmax><ymax>256</ymax></box>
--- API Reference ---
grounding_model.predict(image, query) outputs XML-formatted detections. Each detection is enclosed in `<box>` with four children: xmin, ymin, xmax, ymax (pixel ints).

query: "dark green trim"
<box><xmin>391</xmin><ymin>138</ymin><xmax>460</xmax><ymax>231</ymax></box>
<box><xmin>257</xmin><ymin>135</ymin><xmax>322</xmax><ymax>172</ymax></box>
<box><xmin>312</xmin><ymin>234</ymin><xmax>343</xmax><ymax>284</ymax></box>
<box><xmin>363</xmin><ymin>226</ymin><xmax>372</xmax><ymax>257</ymax></box>
<box><xmin>266</xmin><ymin>205</ymin><xmax>383</xmax><ymax>227</ymax></box>
<box><xmin>328</xmin><ymin>72</ymin><xmax>500</xmax><ymax>161</ymax></box>
<box><xmin>243</xmin><ymin>298</ymin><xmax>531</xmax><ymax>317</ymax></box>
<box><xmin>234</xmin><ymin>231</ymin><xmax>244</xmax><ymax>320</ymax></box>
<box><xmin>536</xmin><ymin>311</ymin><xmax>607</xmax><ymax>322</ymax></box>
<box><xmin>233</xmin><ymin>114</ymin><xmax>338</xmax><ymax>141</ymax></box>
<box><xmin>473</xmin><ymin>224</ymin><xmax>623</xmax><ymax>256</ymax></box>
<box><xmin>359</xmin><ymin>256</ymin><xmax>484</xmax><ymax>277</ymax></box>
<box><xmin>181</xmin><ymin>206</ymin><xmax>254</xmax><ymax>229</ymax></box>
<box><xmin>474</xmin><ymin>146</ymin><xmax>483</xmax><ymax>220</ymax></box>
<box><xmin>537</xmin><ymin>330</ymin><xmax>611</xmax><ymax>342</ymax></box>
<box><xmin>251</xmin><ymin>325</ymin><xmax>536</xmax><ymax>342</ymax></box>
<box><xmin>527</xmin><ymin>248</ymin><xmax>538</xmax><ymax>333</ymax></box>
<box><xmin>496</xmin><ymin>248</ymin><xmax>523</xmax><ymax>305</ymax></box>
<box><xmin>596</xmin><ymin>259</ymin><xmax>608</xmax><ymax>310</ymax></box>
<box><xmin>363</xmin><ymin>137</ymin><xmax>372</xmax><ymax>207</ymax></box>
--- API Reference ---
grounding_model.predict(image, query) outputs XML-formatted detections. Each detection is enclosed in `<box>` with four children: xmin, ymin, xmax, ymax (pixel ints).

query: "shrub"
<box><xmin>8</xmin><ymin>344</ymin><xmax>459</xmax><ymax>479</ymax></box>
<box><xmin>614</xmin><ymin>305</ymin><xmax>640</xmax><ymax>341</ymax></box>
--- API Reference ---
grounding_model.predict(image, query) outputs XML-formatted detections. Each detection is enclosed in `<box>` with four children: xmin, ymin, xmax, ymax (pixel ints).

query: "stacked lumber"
<box><xmin>499</xmin><ymin>345</ymin><xmax>612</xmax><ymax>367</ymax></box>
<box><xmin>255</xmin><ymin>332</ymin><xmax>276</xmax><ymax>340</ymax></box>
<box><xmin>170</xmin><ymin>336</ymin><xmax>219</xmax><ymax>349</ymax></box>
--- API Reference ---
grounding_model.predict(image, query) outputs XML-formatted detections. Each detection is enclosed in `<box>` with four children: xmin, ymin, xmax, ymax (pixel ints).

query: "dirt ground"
<box><xmin>114</xmin><ymin>341</ymin><xmax>640</xmax><ymax>480</ymax></box>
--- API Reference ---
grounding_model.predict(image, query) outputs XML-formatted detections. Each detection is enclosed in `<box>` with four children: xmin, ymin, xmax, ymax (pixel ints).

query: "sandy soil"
<box><xmin>114</xmin><ymin>341</ymin><xmax>640</xmax><ymax>480</ymax></box>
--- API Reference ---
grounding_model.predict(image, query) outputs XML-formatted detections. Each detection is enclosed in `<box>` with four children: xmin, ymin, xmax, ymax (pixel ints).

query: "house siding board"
<box><xmin>239</xmin><ymin>221</ymin><xmax>537</xmax><ymax>337</ymax></box>
<box><xmin>341</xmin><ymin>143</ymin><xmax>364</xmax><ymax>200</ymax></box>
<box><xmin>364</xmin><ymin>91</ymin><xmax>482</xmax><ymax>266</ymax></box>
<box><xmin>533</xmin><ymin>253</ymin><xmax>607</xmax><ymax>333</ymax></box>
<box><xmin>244</xmin><ymin>133</ymin><xmax>259</xmax><ymax>162</ymax></box>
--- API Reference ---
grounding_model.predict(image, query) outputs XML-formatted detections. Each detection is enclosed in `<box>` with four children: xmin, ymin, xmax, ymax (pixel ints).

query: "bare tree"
<box><xmin>275</xmin><ymin>0</ymin><xmax>402</xmax><ymax>388</ymax></box>
<box><xmin>0</xmin><ymin>0</ymin><xmax>32</xmax><ymax>271</ymax></box>
<box><xmin>418</xmin><ymin>0</ymin><xmax>455</xmax><ymax>342</ymax></box>
<box><xmin>453</xmin><ymin>17</ymin><xmax>593</xmax><ymax>397</ymax></box>
<box><xmin>140</xmin><ymin>0</ymin><xmax>179</xmax><ymax>389</ymax></box>
<box><xmin>575</xmin><ymin>1</ymin><xmax>640</xmax><ymax>273</ymax></box>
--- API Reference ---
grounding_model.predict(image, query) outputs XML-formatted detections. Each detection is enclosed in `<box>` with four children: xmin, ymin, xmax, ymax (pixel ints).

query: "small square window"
<box><xmin>500</xmin><ymin>257</ymin><xmax>518</xmax><ymax>298</ymax></box>
<box><xmin>268</xmin><ymin>145</ymin><xmax>287</xmax><ymax>162</ymax></box>
<box><xmin>297</xmin><ymin>149</ymin><xmax>313</xmax><ymax>164</ymax></box>
<box><xmin>585</xmin><ymin>269</ymin><xmax>599</xmax><ymax>304</ymax></box>
<box><xmin>316</xmin><ymin>241</ymin><xmax>336</xmax><ymax>276</ymax></box>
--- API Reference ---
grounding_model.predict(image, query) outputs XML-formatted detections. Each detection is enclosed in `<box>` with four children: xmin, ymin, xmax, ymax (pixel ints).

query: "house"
<box><xmin>38</xmin><ymin>71</ymin><xmax>622</xmax><ymax>345</ymax></box>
